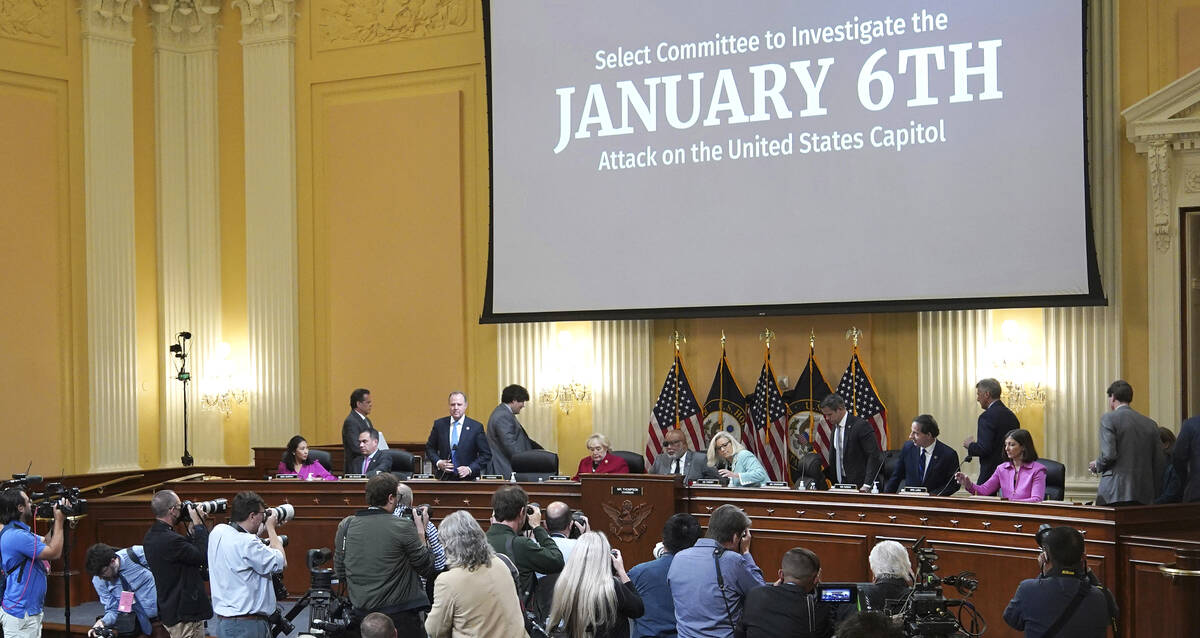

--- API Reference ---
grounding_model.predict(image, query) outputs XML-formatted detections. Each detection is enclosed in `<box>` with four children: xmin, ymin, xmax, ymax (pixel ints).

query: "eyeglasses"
<box><xmin>587</xmin><ymin>445</ymin><xmax>605</xmax><ymax>452</ymax></box>
<box><xmin>716</xmin><ymin>441</ymin><xmax>733</xmax><ymax>450</ymax></box>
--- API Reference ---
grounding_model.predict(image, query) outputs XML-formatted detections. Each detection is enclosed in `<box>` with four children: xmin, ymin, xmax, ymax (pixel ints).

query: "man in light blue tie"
<box><xmin>425</xmin><ymin>391</ymin><xmax>491</xmax><ymax>480</ymax></box>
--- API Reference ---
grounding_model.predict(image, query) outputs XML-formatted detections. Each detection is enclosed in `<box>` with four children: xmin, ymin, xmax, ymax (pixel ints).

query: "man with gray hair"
<box><xmin>964</xmin><ymin>378</ymin><xmax>1020</xmax><ymax>484</ymax></box>
<box><xmin>668</xmin><ymin>504</ymin><xmax>765</xmax><ymax>637</ymax></box>
<box><xmin>650</xmin><ymin>427</ymin><xmax>720</xmax><ymax>483</ymax></box>
<box><xmin>143</xmin><ymin>489</ymin><xmax>212</xmax><ymax>638</ymax></box>
<box><xmin>425</xmin><ymin>391</ymin><xmax>491</xmax><ymax>480</ymax></box>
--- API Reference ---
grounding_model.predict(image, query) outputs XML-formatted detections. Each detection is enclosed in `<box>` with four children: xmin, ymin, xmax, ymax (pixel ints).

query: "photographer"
<box><xmin>486</xmin><ymin>485</ymin><xmax>564</xmax><ymax>622</ymax></box>
<box><xmin>544</xmin><ymin>501</ymin><xmax>588</xmax><ymax>563</ymax></box>
<box><xmin>207</xmin><ymin>492</ymin><xmax>286</xmax><ymax>638</ymax></box>
<box><xmin>1004</xmin><ymin>526</ymin><xmax>1116</xmax><ymax>638</ymax></box>
<box><xmin>143</xmin><ymin>490</ymin><xmax>212</xmax><ymax>638</ymax></box>
<box><xmin>84</xmin><ymin>543</ymin><xmax>162</xmax><ymax>638</ymax></box>
<box><xmin>0</xmin><ymin>487</ymin><xmax>66</xmax><ymax>638</ymax></box>
<box><xmin>334</xmin><ymin>473</ymin><xmax>434</xmax><ymax>637</ymax></box>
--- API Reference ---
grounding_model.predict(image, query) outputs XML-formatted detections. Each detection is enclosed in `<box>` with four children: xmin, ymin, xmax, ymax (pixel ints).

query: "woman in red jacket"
<box><xmin>573</xmin><ymin>433</ymin><xmax>629</xmax><ymax>480</ymax></box>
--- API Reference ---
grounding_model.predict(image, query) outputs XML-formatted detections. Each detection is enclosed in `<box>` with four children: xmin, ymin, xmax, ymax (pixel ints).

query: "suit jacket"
<box><xmin>485</xmin><ymin>403</ymin><xmax>540</xmax><ymax>476</ymax></box>
<box><xmin>342</xmin><ymin>410</ymin><xmax>372</xmax><ymax>473</ymax></box>
<box><xmin>1095</xmin><ymin>405</ymin><xmax>1164</xmax><ymax>505</ymax></box>
<box><xmin>353</xmin><ymin>451</ymin><xmax>392</xmax><ymax>476</ymax></box>
<box><xmin>824</xmin><ymin>414</ymin><xmax>884</xmax><ymax>487</ymax></box>
<box><xmin>649</xmin><ymin>450</ymin><xmax>718</xmax><ymax>483</ymax></box>
<box><xmin>884</xmin><ymin>440</ymin><xmax>960</xmax><ymax>495</ymax></box>
<box><xmin>1175</xmin><ymin>415</ymin><xmax>1200</xmax><ymax>503</ymax></box>
<box><xmin>425</xmin><ymin>416</ymin><xmax>491</xmax><ymax>480</ymax></box>
<box><xmin>968</xmin><ymin>400</ymin><xmax>1020</xmax><ymax>484</ymax></box>
<box><xmin>142</xmin><ymin>520</ymin><xmax>212</xmax><ymax>625</ymax></box>
<box><xmin>572</xmin><ymin>453</ymin><xmax>630</xmax><ymax>480</ymax></box>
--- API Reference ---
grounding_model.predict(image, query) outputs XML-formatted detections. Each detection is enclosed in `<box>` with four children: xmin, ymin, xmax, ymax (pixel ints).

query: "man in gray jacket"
<box><xmin>649</xmin><ymin>428</ymin><xmax>718</xmax><ymax>483</ymax></box>
<box><xmin>1088</xmin><ymin>380</ymin><xmax>1165</xmax><ymax>506</ymax></box>
<box><xmin>486</xmin><ymin>384</ymin><xmax>543</xmax><ymax>476</ymax></box>
<box><xmin>334</xmin><ymin>474</ymin><xmax>434</xmax><ymax>636</ymax></box>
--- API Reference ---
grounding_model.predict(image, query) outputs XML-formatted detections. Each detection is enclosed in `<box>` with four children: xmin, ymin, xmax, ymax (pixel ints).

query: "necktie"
<box><xmin>450</xmin><ymin>422</ymin><xmax>460</xmax><ymax>466</ymax></box>
<box><xmin>673</xmin><ymin>459</ymin><xmax>681</xmax><ymax>475</ymax></box>
<box><xmin>362</xmin><ymin>455</ymin><xmax>370</xmax><ymax>474</ymax></box>
<box><xmin>836</xmin><ymin>426</ymin><xmax>845</xmax><ymax>483</ymax></box>
<box><xmin>919</xmin><ymin>448</ymin><xmax>928</xmax><ymax>481</ymax></box>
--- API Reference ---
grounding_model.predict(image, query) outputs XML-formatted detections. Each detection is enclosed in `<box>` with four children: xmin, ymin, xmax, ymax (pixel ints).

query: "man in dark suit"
<box><xmin>142</xmin><ymin>489</ymin><xmax>212</xmax><ymax>638</ymax></box>
<box><xmin>1175</xmin><ymin>414</ymin><xmax>1200</xmax><ymax>502</ymax></box>
<box><xmin>425</xmin><ymin>391</ymin><xmax>491</xmax><ymax>480</ymax></box>
<box><xmin>735</xmin><ymin>546</ymin><xmax>834</xmax><ymax>638</ymax></box>
<box><xmin>486</xmin><ymin>384</ymin><xmax>543</xmax><ymax>477</ymax></box>
<box><xmin>884</xmin><ymin>414</ymin><xmax>960</xmax><ymax>496</ymax></box>
<box><xmin>963</xmin><ymin>378</ymin><xmax>1020</xmax><ymax>484</ymax></box>
<box><xmin>355</xmin><ymin>429</ymin><xmax>392</xmax><ymax>476</ymax></box>
<box><xmin>649</xmin><ymin>427</ymin><xmax>719</xmax><ymax>483</ymax></box>
<box><xmin>343</xmin><ymin>388</ymin><xmax>374</xmax><ymax>473</ymax></box>
<box><xmin>1088</xmin><ymin>380</ymin><xmax>1164</xmax><ymax>505</ymax></box>
<box><xmin>820</xmin><ymin>394</ymin><xmax>884</xmax><ymax>491</ymax></box>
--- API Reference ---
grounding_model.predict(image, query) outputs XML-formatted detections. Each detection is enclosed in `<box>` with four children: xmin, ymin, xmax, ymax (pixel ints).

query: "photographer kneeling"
<box><xmin>207</xmin><ymin>492</ymin><xmax>287</xmax><ymax>638</ymax></box>
<box><xmin>1004</xmin><ymin>526</ymin><xmax>1118</xmax><ymax>637</ymax></box>
<box><xmin>84</xmin><ymin>543</ymin><xmax>165</xmax><ymax>638</ymax></box>
<box><xmin>334</xmin><ymin>474</ymin><xmax>435</xmax><ymax>637</ymax></box>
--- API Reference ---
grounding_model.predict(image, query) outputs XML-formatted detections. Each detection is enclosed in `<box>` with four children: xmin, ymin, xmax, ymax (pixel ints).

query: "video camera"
<box><xmin>896</xmin><ymin>537</ymin><xmax>984</xmax><ymax>638</ymax></box>
<box><xmin>34</xmin><ymin>483</ymin><xmax>87</xmax><ymax>517</ymax></box>
<box><xmin>270</xmin><ymin>548</ymin><xmax>352</xmax><ymax>638</ymax></box>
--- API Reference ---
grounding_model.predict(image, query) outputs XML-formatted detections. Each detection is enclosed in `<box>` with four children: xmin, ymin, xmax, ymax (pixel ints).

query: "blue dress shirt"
<box><xmin>629</xmin><ymin>552</ymin><xmax>678</xmax><ymax>638</ymax></box>
<box><xmin>667</xmin><ymin>538</ymin><xmax>765</xmax><ymax>638</ymax></box>
<box><xmin>207</xmin><ymin>523</ymin><xmax>286</xmax><ymax>617</ymax></box>
<box><xmin>92</xmin><ymin>546</ymin><xmax>159</xmax><ymax>632</ymax></box>
<box><xmin>1</xmin><ymin>521</ymin><xmax>47</xmax><ymax>617</ymax></box>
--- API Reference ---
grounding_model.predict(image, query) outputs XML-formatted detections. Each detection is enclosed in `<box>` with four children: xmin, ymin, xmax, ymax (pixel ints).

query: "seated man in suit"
<box><xmin>425</xmin><ymin>391</ymin><xmax>491</xmax><ymax>480</ymax></box>
<box><xmin>649</xmin><ymin>427</ymin><xmax>719</xmax><ymax>483</ymax></box>
<box><xmin>819</xmin><ymin>394</ymin><xmax>884</xmax><ymax>492</ymax></box>
<box><xmin>355</xmin><ymin>429</ymin><xmax>392</xmax><ymax>476</ymax></box>
<box><xmin>486</xmin><ymin>384</ymin><xmax>544</xmax><ymax>477</ymax></box>
<box><xmin>884</xmin><ymin>414</ymin><xmax>960</xmax><ymax>496</ymax></box>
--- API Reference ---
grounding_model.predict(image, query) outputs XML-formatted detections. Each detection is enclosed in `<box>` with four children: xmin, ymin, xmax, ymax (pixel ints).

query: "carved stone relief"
<box><xmin>79</xmin><ymin>0</ymin><xmax>137</xmax><ymax>40</ymax></box>
<box><xmin>0</xmin><ymin>0</ymin><xmax>62</xmax><ymax>45</ymax></box>
<box><xmin>316</xmin><ymin>0</ymin><xmax>470</xmax><ymax>51</ymax></box>
<box><xmin>150</xmin><ymin>0</ymin><xmax>221</xmax><ymax>47</ymax></box>
<box><xmin>1148</xmin><ymin>140</ymin><xmax>1172</xmax><ymax>253</ymax></box>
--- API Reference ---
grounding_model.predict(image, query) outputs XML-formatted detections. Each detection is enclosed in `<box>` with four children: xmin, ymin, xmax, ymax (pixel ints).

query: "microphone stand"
<box><xmin>935</xmin><ymin>457</ymin><xmax>972</xmax><ymax>496</ymax></box>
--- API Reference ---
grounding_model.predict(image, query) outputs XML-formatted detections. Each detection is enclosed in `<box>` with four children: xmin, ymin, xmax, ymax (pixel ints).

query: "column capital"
<box><xmin>233</xmin><ymin>0</ymin><xmax>297</xmax><ymax>45</ymax></box>
<box><xmin>149</xmin><ymin>0</ymin><xmax>221</xmax><ymax>50</ymax></box>
<box><xmin>79</xmin><ymin>0</ymin><xmax>139</xmax><ymax>42</ymax></box>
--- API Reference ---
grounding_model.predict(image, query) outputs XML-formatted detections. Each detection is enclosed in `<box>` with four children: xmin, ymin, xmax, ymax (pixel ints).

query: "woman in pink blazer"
<box><xmin>278</xmin><ymin>435</ymin><xmax>337</xmax><ymax>480</ymax></box>
<box><xmin>955</xmin><ymin>428</ymin><xmax>1046</xmax><ymax>502</ymax></box>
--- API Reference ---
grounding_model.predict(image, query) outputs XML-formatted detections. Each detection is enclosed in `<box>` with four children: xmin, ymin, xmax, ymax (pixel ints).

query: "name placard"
<box><xmin>691</xmin><ymin>478</ymin><xmax>721</xmax><ymax>486</ymax></box>
<box><xmin>271</xmin><ymin>474</ymin><xmax>299</xmax><ymax>480</ymax></box>
<box><xmin>764</xmin><ymin>481</ymin><xmax>790</xmax><ymax>489</ymax></box>
<box><xmin>612</xmin><ymin>486</ymin><xmax>643</xmax><ymax>496</ymax></box>
<box><xmin>547</xmin><ymin>475</ymin><xmax>574</xmax><ymax>482</ymax></box>
<box><xmin>410</xmin><ymin>473</ymin><xmax>436</xmax><ymax>480</ymax></box>
<box><xmin>342</xmin><ymin>473</ymin><xmax>367</xmax><ymax>480</ymax></box>
<box><xmin>901</xmin><ymin>487</ymin><xmax>929</xmax><ymax>494</ymax></box>
<box><xmin>480</xmin><ymin>474</ymin><xmax>506</xmax><ymax>481</ymax></box>
<box><xmin>830</xmin><ymin>483</ymin><xmax>860</xmax><ymax>491</ymax></box>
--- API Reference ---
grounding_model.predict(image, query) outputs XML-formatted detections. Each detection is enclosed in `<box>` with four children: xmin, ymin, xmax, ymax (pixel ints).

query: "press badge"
<box><xmin>118</xmin><ymin>591</ymin><xmax>135</xmax><ymax>613</ymax></box>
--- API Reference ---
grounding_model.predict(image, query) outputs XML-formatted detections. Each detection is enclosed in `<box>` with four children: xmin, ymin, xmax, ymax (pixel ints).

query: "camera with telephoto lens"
<box><xmin>519</xmin><ymin>502</ymin><xmax>542</xmax><ymax>532</ymax></box>
<box><xmin>895</xmin><ymin>537</ymin><xmax>983</xmax><ymax>638</ymax></box>
<box><xmin>182</xmin><ymin>498</ymin><xmax>227</xmax><ymax>515</ymax></box>
<box><xmin>261</xmin><ymin>535</ymin><xmax>288</xmax><ymax>548</ymax></box>
<box><xmin>265</xmin><ymin>503</ymin><xmax>295</xmax><ymax>524</ymax></box>
<box><xmin>34</xmin><ymin>483</ymin><xmax>87</xmax><ymax>517</ymax></box>
<box><xmin>396</xmin><ymin>504</ymin><xmax>430</xmax><ymax>522</ymax></box>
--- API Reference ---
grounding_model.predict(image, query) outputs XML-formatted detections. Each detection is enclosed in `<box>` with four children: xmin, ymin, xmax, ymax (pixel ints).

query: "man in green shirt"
<box><xmin>486</xmin><ymin>485</ymin><xmax>564</xmax><ymax>619</ymax></box>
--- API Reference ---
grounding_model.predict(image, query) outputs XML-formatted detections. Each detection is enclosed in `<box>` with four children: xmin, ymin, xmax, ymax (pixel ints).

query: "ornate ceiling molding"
<box><xmin>232</xmin><ymin>0</ymin><xmax>296</xmax><ymax>45</ymax></box>
<box><xmin>149</xmin><ymin>0</ymin><xmax>220</xmax><ymax>48</ymax></box>
<box><xmin>0</xmin><ymin>0</ymin><xmax>62</xmax><ymax>45</ymax></box>
<box><xmin>314</xmin><ymin>0</ymin><xmax>470</xmax><ymax>51</ymax></box>
<box><xmin>79</xmin><ymin>0</ymin><xmax>138</xmax><ymax>42</ymax></box>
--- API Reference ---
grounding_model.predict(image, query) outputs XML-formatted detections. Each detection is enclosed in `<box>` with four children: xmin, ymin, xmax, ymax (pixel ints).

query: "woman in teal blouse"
<box><xmin>706</xmin><ymin>432</ymin><xmax>769</xmax><ymax>487</ymax></box>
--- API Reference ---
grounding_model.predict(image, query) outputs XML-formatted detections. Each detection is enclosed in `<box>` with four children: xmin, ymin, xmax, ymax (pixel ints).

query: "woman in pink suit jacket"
<box><xmin>573</xmin><ymin>433</ymin><xmax>630</xmax><ymax>480</ymax></box>
<box><xmin>955</xmin><ymin>428</ymin><xmax>1046</xmax><ymax>502</ymax></box>
<box><xmin>278</xmin><ymin>435</ymin><xmax>338</xmax><ymax>480</ymax></box>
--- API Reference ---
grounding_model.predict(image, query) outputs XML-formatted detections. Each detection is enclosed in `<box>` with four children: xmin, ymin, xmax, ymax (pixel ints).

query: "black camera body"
<box><xmin>519</xmin><ymin>502</ymin><xmax>542</xmax><ymax>532</ymax></box>
<box><xmin>898</xmin><ymin>537</ymin><xmax>980</xmax><ymax>637</ymax></box>
<box><xmin>93</xmin><ymin>627</ymin><xmax>116</xmax><ymax>638</ymax></box>
<box><xmin>396</xmin><ymin>504</ymin><xmax>430</xmax><ymax>522</ymax></box>
<box><xmin>34</xmin><ymin>483</ymin><xmax>87</xmax><ymax>517</ymax></box>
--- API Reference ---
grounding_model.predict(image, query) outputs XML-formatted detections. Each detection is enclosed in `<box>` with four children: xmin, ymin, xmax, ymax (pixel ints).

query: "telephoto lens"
<box><xmin>266</xmin><ymin>503</ymin><xmax>295</xmax><ymax>524</ymax></box>
<box><xmin>183</xmin><ymin>498</ymin><xmax>229</xmax><ymax>515</ymax></box>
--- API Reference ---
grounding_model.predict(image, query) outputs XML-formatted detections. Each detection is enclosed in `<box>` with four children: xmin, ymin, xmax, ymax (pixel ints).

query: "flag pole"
<box><xmin>846</xmin><ymin>326</ymin><xmax>862</xmax><ymax>414</ymax></box>
<box><xmin>672</xmin><ymin>330</ymin><xmax>683</xmax><ymax>429</ymax></box>
<box><xmin>719</xmin><ymin>330</ymin><xmax>726</xmax><ymax>437</ymax></box>
<box><xmin>759</xmin><ymin>328</ymin><xmax>775</xmax><ymax>479</ymax></box>
<box><xmin>808</xmin><ymin>329</ymin><xmax>816</xmax><ymax>445</ymax></box>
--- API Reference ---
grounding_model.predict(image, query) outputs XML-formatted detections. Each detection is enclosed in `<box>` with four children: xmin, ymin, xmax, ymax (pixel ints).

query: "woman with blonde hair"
<box><xmin>425</xmin><ymin>510</ymin><xmax>525</xmax><ymax>638</ymax></box>
<box><xmin>548</xmin><ymin>531</ymin><xmax>644</xmax><ymax>638</ymax></box>
<box><xmin>706</xmin><ymin>432</ymin><xmax>769</xmax><ymax>487</ymax></box>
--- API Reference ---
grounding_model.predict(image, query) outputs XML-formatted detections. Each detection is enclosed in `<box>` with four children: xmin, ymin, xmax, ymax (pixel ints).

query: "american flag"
<box><xmin>748</xmin><ymin>356</ymin><xmax>789</xmax><ymax>483</ymax></box>
<box><xmin>647</xmin><ymin>354</ymin><xmax>705</xmax><ymax>465</ymax></box>
<box><xmin>835</xmin><ymin>350</ymin><xmax>888</xmax><ymax>451</ymax></box>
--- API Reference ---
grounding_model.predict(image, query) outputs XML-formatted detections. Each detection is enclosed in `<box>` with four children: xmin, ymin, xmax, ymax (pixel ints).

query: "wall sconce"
<box><xmin>539</xmin><ymin>330</ymin><xmax>593</xmax><ymax>416</ymax></box>
<box><xmin>990</xmin><ymin>320</ymin><xmax>1047</xmax><ymax>411</ymax></box>
<box><xmin>200</xmin><ymin>342</ymin><xmax>249</xmax><ymax>419</ymax></box>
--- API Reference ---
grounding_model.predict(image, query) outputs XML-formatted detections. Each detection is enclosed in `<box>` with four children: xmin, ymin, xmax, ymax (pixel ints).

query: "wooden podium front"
<box><xmin>579</xmin><ymin>474</ymin><xmax>684</xmax><ymax>560</ymax></box>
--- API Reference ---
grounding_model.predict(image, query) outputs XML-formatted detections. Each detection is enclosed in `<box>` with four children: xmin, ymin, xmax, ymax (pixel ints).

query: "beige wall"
<box><xmin>0</xmin><ymin>1</ymin><xmax>1193</xmax><ymax>472</ymax></box>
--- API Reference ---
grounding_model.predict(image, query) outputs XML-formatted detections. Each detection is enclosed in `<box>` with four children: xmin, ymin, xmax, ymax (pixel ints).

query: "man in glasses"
<box><xmin>650</xmin><ymin>428</ymin><xmax>719</xmax><ymax>483</ymax></box>
<box><xmin>207</xmin><ymin>492</ymin><xmax>286</xmax><ymax>638</ymax></box>
<box><xmin>143</xmin><ymin>490</ymin><xmax>211</xmax><ymax>638</ymax></box>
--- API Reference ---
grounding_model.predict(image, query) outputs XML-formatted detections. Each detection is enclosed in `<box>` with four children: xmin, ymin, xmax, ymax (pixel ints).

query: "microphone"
<box><xmin>865</xmin><ymin>458</ymin><xmax>885</xmax><ymax>491</ymax></box>
<box><xmin>935</xmin><ymin>457</ymin><xmax>972</xmax><ymax>496</ymax></box>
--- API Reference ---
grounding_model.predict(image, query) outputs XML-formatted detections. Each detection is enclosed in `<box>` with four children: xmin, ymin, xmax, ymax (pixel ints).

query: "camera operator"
<box><xmin>334</xmin><ymin>473</ymin><xmax>435</xmax><ymax>637</ymax></box>
<box><xmin>84</xmin><ymin>543</ymin><xmax>163</xmax><ymax>638</ymax></box>
<box><xmin>207</xmin><ymin>492</ymin><xmax>286</xmax><ymax>638</ymax></box>
<box><xmin>0</xmin><ymin>488</ymin><xmax>65</xmax><ymax>638</ymax></box>
<box><xmin>486</xmin><ymin>485</ymin><xmax>564</xmax><ymax>622</ymax></box>
<box><xmin>1003</xmin><ymin>526</ymin><xmax>1117</xmax><ymax>638</ymax></box>
<box><xmin>143</xmin><ymin>490</ymin><xmax>212</xmax><ymax>638</ymax></box>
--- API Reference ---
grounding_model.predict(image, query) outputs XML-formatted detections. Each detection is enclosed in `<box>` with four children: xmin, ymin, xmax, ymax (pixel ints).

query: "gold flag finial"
<box><xmin>671</xmin><ymin>330</ymin><xmax>685</xmax><ymax>351</ymax></box>
<box><xmin>759</xmin><ymin>328</ymin><xmax>775</xmax><ymax>349</ymax></box>
<box><xmin>809</xmin><ymin>328</ymin><xmax>816</xmax><ymax>350</ymax></box>
<box><xmin>720</xmin><ymin>330</ymin><xmax>727</xmax><ymax>349</ymax></box>
<box><xmin>845</xmin><ymin>326</ymin><xmax>862</xmax><ymax>347</ymax></box>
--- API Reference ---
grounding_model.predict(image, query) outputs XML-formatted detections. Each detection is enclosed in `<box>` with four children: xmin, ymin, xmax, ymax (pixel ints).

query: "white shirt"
<box><xmin>208</xmin><ymin>522</ymin><xmax>286</xmax><ymax>616</ymax></box>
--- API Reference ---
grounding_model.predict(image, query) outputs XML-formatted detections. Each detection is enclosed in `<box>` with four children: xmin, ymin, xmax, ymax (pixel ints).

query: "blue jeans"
<box><xmin>215</xmin><ymin>617</ymin><xmax>269</xmax><ymax>638</ymax></box>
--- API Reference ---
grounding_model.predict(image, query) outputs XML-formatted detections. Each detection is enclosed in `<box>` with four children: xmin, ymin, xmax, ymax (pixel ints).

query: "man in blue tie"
<box><xmin>885</xmin><ymin>414</ymin><xmax>961</xmax><ymax>496</ymax></box>
<box><xmin>425</xmin><ymin>391</ymin><xmax>492</xmax><ymax>480</ymax></box>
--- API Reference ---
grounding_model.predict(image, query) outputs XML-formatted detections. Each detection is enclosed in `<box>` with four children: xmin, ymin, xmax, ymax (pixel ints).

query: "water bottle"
<box><xmin>797</xmin><ymin>479</ymin><xmax>806</xmax><ymax>491</ymax></box>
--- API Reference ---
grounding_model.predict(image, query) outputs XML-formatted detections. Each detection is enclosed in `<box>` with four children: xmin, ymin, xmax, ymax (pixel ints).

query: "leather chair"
<box><xmin>611</xmin><ymin>450</ymin><xmax>646</xmax><ymax>474</ymax></box>
<box><xmin>385</xmin><ymin>449</ymin><xmax>414</xmax><ymax>480</ymax></box>
<box><xmin>511</xmin><ymin>449</ymin><xmax>559</xmax><ymax>482</ymax></box>
<box><xmin>881</xmin><ymin>449</ymin><xmax>903</xmax><ymax>489</ymax></box>
<box><xmin>1039</xmin><ymin>457</ymin><xmax>1066</xmax><ymax>501</ymax></box>
<box><xmin>308</xmin><ymin>449</ymin><xmax>333</xmax><ymax>474</ymax></box>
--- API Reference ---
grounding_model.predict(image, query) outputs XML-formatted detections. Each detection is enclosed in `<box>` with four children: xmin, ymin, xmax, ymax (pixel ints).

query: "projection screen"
<box><xmin>482</xmin><ymin>0</ymin><xmax>1103</xmax><ymax>322</ymax></box>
